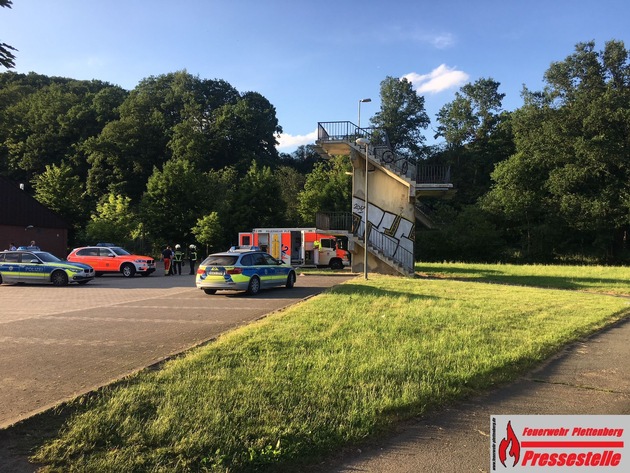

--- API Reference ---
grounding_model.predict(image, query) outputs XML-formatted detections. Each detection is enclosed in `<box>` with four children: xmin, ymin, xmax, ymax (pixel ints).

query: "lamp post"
<box><xmin>357</xmin><ymin>98</ymin><xmax>371</xmax><ymax>129</ymax></box>
<box><xmin>356</xmin><ymin>137</ymin><xmax>370</xmax><ymax>280</ymax></box>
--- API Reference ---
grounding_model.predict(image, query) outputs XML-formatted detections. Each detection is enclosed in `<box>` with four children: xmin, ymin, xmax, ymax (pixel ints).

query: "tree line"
<box><xmin>1</xmin><ymin>40</ymin><xmax>629</xmax><ymax>264</ymax></box>
<box><xmin>0</xmin><ymin>69</ymin><xmax>349</xmax><ymax>254</ymax></box>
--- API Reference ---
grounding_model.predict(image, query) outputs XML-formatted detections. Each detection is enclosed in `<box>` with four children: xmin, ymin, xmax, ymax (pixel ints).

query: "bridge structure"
<box><xmin>314</xmin><ymin>121</ymin><xmax>453</xmax><ymax>277</ymax></box>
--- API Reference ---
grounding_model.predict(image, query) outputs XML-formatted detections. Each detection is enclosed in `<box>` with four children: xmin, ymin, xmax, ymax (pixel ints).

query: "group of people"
<box><xmin>6</xmin><ymin>241</ymin><xmax>39</xmax><ymax>251</ymax></box>
<box><xmin>162</xmin><ymin>244</ymin><xmax>198</xmax><ymax>276</ymax></box>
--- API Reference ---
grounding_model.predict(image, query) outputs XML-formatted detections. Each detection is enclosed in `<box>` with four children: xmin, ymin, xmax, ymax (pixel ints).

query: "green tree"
<box><xmin>192</xmin><ymin>212</ymin><xmax>222</xmax><ymax>255</ymax></box>
<box><xmin>275</xmin><ymin>165</ymin><xmax>307</xmax><ymax>226</ymax></box>
<box><xmin>208</xmin><ymin>92</ymin><xmax>282</xmax><ymax>172</ymax></box>
<box><xmin>225</xmin><ymin>161</ymin><xmax>285</xmax><ymax>234</ymax></box>
<box><xmin>482</xmin><ymin>40</ymin><xmax>630</xmax><ymax>262</ymax></box>
<box><xmin>140</xmin><ymin>158</ymin><xmax>209</xmax><ymax>245</ymax></box>
<box><xmin>0</xmin><ymin>0</ymin><xmax>16</xmax><ymax>69</ymax></box>
<box><xmin>435</xmin><ymin>78</ymin><xmax>505</xmax><ymax>147</ymax></box>
<box><xmin>370</xmin><ymin>76</ymin><xmax>430</xmax><ymax>159</ymax></box>
<box><xmin>31</xmin><ymin>161</ymin><xmax>85</xmax><ymax>228</ymax></box>
<box><xmin>84</xmin><ymin>193</ymin><xmax>137</xmax><ymax>244</ymax></box>
<box><xmin>433</xmin><ymin>78</ymin><xmax>514</xmax><ymax>206</ymax></box>
<box><xmin>0</xmin><ymin>74</ymin><xmax>124</xmax><ymax>186</ymax></box>
<box><xmin>297</xmin><ymin>155</ymin><xmax>352</xmax><ymax>225</ymax></box>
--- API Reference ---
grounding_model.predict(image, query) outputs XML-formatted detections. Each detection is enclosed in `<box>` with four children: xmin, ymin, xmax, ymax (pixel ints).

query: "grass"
<box><xmin>32</xmin><ymin>265</ymin><xmax>630</xmax><ymax>472</ymax></box>
<box><xmin>416</xmin><ymin>261</ymin><xmax>630</xmax><ymax>294</ymax></box>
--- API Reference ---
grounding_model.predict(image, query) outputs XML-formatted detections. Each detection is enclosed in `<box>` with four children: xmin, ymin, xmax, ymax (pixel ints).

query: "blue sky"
<box><xmin>3</xmin><ymin>0</ymin><xmax>630</xmax><ymax>153</ymax></box>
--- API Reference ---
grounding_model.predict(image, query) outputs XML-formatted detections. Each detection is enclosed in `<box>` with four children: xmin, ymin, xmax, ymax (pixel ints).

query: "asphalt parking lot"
<box><xmin>0</xmin><ymin>271</ymin><xmax>354</xmax><ymax>429</ymax></box>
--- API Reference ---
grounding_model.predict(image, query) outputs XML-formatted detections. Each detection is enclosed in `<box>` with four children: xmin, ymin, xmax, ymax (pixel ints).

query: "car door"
<box><xmin>20</xmin><ymin>252</ymin><xmax>48</xmax><ymax>283</ymax></box>
<box><xmin>0</xmin><ymin>252</ymin><xmax>21</xmax><ymax>283</ymax></box>
<box><xmin>98</xmin><ymin>247</ymin><xmax>117</xmax><ymax>271</ymax></box>
<box><xmin>252</xmin><ymin>252</ymin><xmax>274</xmax><ymax>287</ymax></box>
<box><xmin>263</xmin><ymin>253</ymin><xmax>285</xmax><ymax>286</ymax></box>
<box><xmin>74</xmin><ymin>248</ymin><xmax>101</xmax><ymax>271</ymax></box>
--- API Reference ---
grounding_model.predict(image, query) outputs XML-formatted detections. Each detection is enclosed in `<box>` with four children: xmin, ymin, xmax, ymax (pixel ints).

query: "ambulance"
<box><xmin>238</xmin><ymin>228</ymin><xmax>351</xmax><ymax>269</ymax></box>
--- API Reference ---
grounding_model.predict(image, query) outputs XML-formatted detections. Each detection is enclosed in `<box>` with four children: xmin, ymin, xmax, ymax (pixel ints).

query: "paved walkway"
<box><xmin>320</xmin><ymin>317</ymin><xmax>630</xmax><ymax>472</ymax></box>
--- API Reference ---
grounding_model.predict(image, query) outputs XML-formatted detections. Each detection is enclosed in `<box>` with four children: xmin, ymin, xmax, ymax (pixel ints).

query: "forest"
<box><xmin>1</xmin><ymin>40</ymin><xmax>630</xmax><ymax>264</ymax></box>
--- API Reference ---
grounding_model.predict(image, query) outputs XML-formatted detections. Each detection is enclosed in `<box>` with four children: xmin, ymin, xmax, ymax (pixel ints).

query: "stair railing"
<box><xmin>316</xmin><ymin>211</ymin><xmax>414</xmax><ymax>274</ymax></box>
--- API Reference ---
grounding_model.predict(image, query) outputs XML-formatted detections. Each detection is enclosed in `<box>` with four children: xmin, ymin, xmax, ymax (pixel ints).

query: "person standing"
<box><xmin>173</xmin><ymin>244</ymin><xmax>183</xmax><ymax>275</ymax></box>
<box><xmin>162</xmin><ymin>245</ymin><xmax>173</xmax><ymax>276</ymax></box>
<box><xmin>188</xmin><ymin>244</ymin><xmax>198</xmax><ymax>275</ymax></box>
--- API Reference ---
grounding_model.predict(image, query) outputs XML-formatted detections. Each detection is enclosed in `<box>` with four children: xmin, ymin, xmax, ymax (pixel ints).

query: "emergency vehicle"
<box><xmin>238</xmin><ymin>228</ymin><xmax>351</xmax><ymax>269</ymax></box>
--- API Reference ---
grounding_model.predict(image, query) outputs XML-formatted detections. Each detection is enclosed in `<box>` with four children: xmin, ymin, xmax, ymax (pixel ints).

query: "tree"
<box><xmin>31</xmin><ymin>162</ymin><xmax>86</xmax><ymax>229</ymax></box>
<box><xmin>275</xmin><ymin>165</ymin><xmax>306</xmax><ymax>226</ymax></box>
<box><xmin>370</xmin><ymin>76</ymin><xmax>430</xmax><ymax>159</ymax></box>
<box><xmin>435</xmin><ymin>78</ymin><xmax>505</xmax><ymax>147</ymax></box>
<box><xmin>482</xmin><ymin>40</ymin><xmax>630</xmax><ymax>262</ymax></box>
<box><xmin>84</xmin><ymin>193</ymin><xmax>137</xmax><ymax>244</ymax></box>
<box><xmin>140</xmin><ymin>158</ymin><xmax>209</xmax><ymax>245</ymax></box>
<box><xmin>433</xmin><ymin>78</ymin><xmax>514</xmax><ymax>205</ymax></box>
<box><xmin>297</xmin><ymin>155</ymin><xmax>352</xmax><ymax>225</ymax></box>
<box><xmin>208</xmin><ymin>92</ymin><xmax>282</xmax><ymax>172</ymax></box>
<box><xmin>0</xmin><ymin>0</ymin><xmax>16</xmax><ymax>69</ymax></box>
<box><xmin>278</xmin><ymin>144</ymin><xmax>322</xmax><ymax>174</ymax></box>
<box><xmin>225</xmin><ymin>160</ymin><xmax>285</xmax><ymax>234</ymax></box>
<box><xmin>192</xmin><ymin>212</ymin><xmax>222</xmax><ymax>255</ymax></box>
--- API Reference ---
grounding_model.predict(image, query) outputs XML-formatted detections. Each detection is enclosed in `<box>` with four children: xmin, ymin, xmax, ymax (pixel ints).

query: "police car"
<box><xmin>196</xmin><ymin>246</ymin><xmax>297</xmax><ymax>295</ymax></box>
<box><xmin>0</xmin><ymin>250</ymin><xmax>95</xmax><ymax>286</ymax></box>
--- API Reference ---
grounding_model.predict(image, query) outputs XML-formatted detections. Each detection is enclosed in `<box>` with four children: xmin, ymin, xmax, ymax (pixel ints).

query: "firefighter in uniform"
<box><xmin>188</xmin><ymin>244</ymin><xmax>198</xmax><ymax>275</ymax></box>
<box><xmin>173</xmin><ymin>244</ymin><xmax>183</xmax><ymax>275</ymax></box>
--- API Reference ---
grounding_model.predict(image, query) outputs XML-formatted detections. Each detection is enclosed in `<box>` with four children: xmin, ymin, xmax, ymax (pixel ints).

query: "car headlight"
<box><xmin>134</xmin><ymin>259</ymin><xmax>147</xmax><ymax>263</ymax></box>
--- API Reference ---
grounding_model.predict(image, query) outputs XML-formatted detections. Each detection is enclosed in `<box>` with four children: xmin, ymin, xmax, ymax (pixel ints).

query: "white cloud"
<box><xmin>276</xmin><ymin>129</ymin><xmax>318</xmax><ymax>152</ymax></box>
<box><xmin>403</xmin><ymin>65</ymin><xmax>469</xmax><ymax>94</ymax></box>
<box><xmin>429</xmin><ymin>33</ymin><xmax>455</xmax><ymax>49</ymax></box>
<box><xmin>375</xmin><ymin>27</ymin><xmax>456</xmax><ymax>50</ymax></box>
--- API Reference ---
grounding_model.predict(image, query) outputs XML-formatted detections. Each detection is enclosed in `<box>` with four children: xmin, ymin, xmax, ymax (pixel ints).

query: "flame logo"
<box><xmin>498</xmin><ymin>420</ymin><xmax>520</xmax><ymax>467</ymax></box>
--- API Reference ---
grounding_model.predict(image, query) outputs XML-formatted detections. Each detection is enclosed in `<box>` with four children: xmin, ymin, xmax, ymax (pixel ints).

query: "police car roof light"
<box><xmin>228</xmin><ymin>245</ymin><xmax>260</xmax><ymax>252</ymax></box>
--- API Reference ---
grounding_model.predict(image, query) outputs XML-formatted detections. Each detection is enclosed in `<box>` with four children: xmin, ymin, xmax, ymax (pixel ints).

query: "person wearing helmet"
<box><xmin>173</xmin><ymin>244</ymin><xmax>184</xmax><ymax>275</ymax></box>
<box><xmin>188</xmin><ymin>244</ymin><xmax>198</xmax><ymax>275</ymax></box>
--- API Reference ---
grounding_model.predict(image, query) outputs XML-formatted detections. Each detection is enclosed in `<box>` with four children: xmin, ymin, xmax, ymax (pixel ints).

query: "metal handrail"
<box><xmin>317</xmin><ymin>121</ymin><xmax>450</xmax><ymax>184</ymax></box>
<box><xmin>316</xmin><ymin>211</ymin><xmax>414</xmax><ymax>273</ymax></box>
<box><xmin>416</xmin><ymin>165</ymin><xmax>451</xmax><ymax>184</ymax></box>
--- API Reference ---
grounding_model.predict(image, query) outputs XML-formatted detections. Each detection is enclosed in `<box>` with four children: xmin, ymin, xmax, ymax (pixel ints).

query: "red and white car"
<box><xmin>67</xmin><ymin>245</ymin><xmax>156</xmax><ymax>277</ymax></box>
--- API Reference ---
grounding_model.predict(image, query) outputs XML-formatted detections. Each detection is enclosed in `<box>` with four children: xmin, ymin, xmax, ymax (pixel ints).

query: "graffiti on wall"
<box><xmin>352</xmin><ymin>197</ymin><xmax>415</xmax><ymax>266</ymax></box>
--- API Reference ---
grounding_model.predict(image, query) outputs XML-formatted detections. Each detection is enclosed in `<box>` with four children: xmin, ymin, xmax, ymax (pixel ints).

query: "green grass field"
<box><xmin>33</xmin><ymin>264</ymin><xmax>630</xmax><ymax>472</ymax></box>
<box><xmin>416</xmin><ymin>261</ymin><xmax>630</xmax><ymax>294</ymax></box>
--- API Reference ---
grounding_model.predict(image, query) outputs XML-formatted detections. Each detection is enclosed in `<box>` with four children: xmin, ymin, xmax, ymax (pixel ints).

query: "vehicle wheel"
<box><xmin>246</xmin><ymin>276</ymin><xmax>261</xmax><ymax>295</ymax></box>
<box><xmin>286</xmin><ymin>271</ymin><xmax>296</xmax><ymax>288</ymax></box>
<box><xmin>121</xmin><ymin>263</ymin><xmax>136</xmax><ymax>278</ymax></box>
<box><xmin>203</xmin><ymin>289</ymin><xmax>217</xmax><ymax>295</ymax></box>
<box><xmin>0</xmin><ymin>274</ymin><xmax>3</xmax><ymax>284</ymax></box>
<box><xmin>77</xmin><ymin>280</ymin><xmax>90</xmax><ymax>285</ymax></box>
<box><xmin>51</xmin><ymin>271</ymin><xmax>68</xmax><ymax>287</ymax></box>
<box><xmin>330</xmin><ymin>258</ymin><xmax>344</xmax><ymax>270</ymax></box>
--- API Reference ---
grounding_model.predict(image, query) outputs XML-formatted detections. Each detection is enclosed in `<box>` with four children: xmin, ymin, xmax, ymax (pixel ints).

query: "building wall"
<box><xmin>1</xmin><ymin>225</ymin><xmax>69</xmax><ymax>257</ymax></box>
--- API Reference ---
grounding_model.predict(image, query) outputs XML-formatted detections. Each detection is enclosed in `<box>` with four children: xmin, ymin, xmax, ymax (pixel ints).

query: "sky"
<box><xmin>3</xmin><ymin>0</ymin><xmax>630</xmax><ymax>154</ymax></box>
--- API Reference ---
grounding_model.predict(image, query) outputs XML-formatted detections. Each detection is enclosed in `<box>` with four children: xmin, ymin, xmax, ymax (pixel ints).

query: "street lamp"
<box><xmin>356</xmin><ymin>137</ymin><xmax>370</xmax><ymax>280</ymax></box>
<box><xmin>357</xmin><ymin>98</ymin><xmax>371</xmax><ymax>129</ymax></box>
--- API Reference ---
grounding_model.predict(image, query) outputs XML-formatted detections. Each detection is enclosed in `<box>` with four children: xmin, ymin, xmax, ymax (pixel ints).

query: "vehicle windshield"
<box><xmin>203</xmin><ymin>255</ymin><xmax>238</xmax><ymax>266</ymax></box>
<box><xmin>111</xmin><ymin>247</ymin><xmax>131</xmax><ymax>256</ymax></box>
<box><xmin>34</xmin><ymin>252</ymin><xmax>62</xmax><ymax>263</ymax></box>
